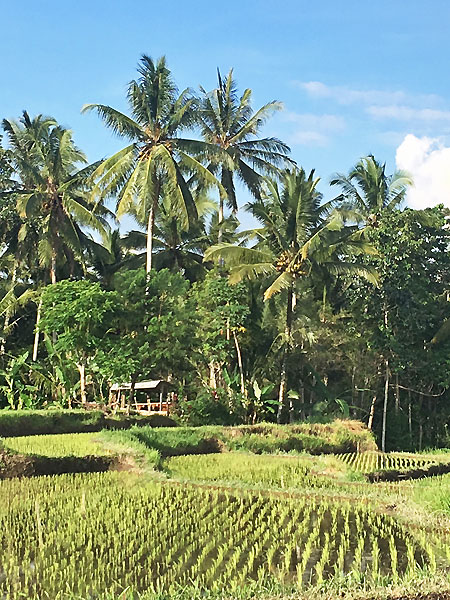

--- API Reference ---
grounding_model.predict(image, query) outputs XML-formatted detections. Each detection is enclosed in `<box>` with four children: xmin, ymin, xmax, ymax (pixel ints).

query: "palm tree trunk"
<box><xmin>381</xmin><ymin>358</ymin><xmax>389</xmax><ymax>452</ymax></box>
<box><xmin>49</xmin><ymin>252</ymin><xmax>58</xmax><ymax>344</ymax></box>
<box><xmin>395</xmin><ymin>373</ymin><xmax>400</xmax><ymax>413</ymax></box>
<box><xmin>129</xmin><ymin>373</ymin><xmax>138</xmax><ymax>412</ymax></box>
<box><xmin>277</xmin><ymin>286</ymin><xmax>293</xmax><ymax>424</ymax></box>
<box><xmin>367</xmin><ymin>394</ymin><xmax>376</xmax><ymax>431</ymax></box>
<box><xmin>408</xmin><ymin>389</ymin><xmax>412</xmax><ymax>447</ymax></box>
<box><xmin>233</xmin><ymin>330</ymin><xmax>246</xmax><ymax>397</ymax></box>
<box><xmin>209</xmin><ymin>362</ymin><xmax>217</xmax><ymax>389</ymax></box>
<box><xmin>218</xmin><ymin>198</ymin><xmax>224</xmax><ymax>244</ymax></box>
<box><xmin>146</xmin><ymin>203</ymin><xmax>155</xmax><ymax>274</ymax></box>
<box><xmin>32</xmin><ymin>295</ymin><xmax>43</xmax><ymax>362</ymax></box>
<box><xmin>50</xmin><ymin>252</ymin><xmax>57</xmax><ymax>285</ymax></box>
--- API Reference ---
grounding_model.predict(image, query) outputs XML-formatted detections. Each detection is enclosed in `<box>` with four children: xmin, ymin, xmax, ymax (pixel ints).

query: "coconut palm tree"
<box><xmin>119</xmin><ymin>200</ymin><xmax>211</xmax><ymax>282</ymax></box>
<box><xmin>330</xmin><ymin>155</ymin><xmax>412</xmax><ymax>225</ymax></box>
<box><xmin>3</xmin><ymin>112</ymin><xmax>110</xmax><ymax>359</ymax></box>
<box><xmin>205</xmin><ymin>168</ymin><xmax>378</xmax><ymax>421</ymax></box>
<box><xmin>83</xmin><ymin>55</ymin><xmax>227</xmax><ymax>273</ymax></box>
<box><xmin>199</xmin><ymin>69</ymin><xmax>293</xmax><ymax>240</ymax></box>
<box><xmin>119</xmin><ymin>196</ymin><xmax>243</xmax><ymax>282</ymax></box>
<box><xmin>2</xmin><ymin>112</ymin><xmax>109</xmax><ymax>284</ymax></box>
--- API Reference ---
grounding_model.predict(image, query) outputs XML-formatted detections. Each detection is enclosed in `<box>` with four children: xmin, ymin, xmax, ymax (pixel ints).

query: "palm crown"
<box><xmin>2</xmin><ymin>112</ymin><xmax>108</xmax><ymax>283</ymax></box>
<box><xmin>330</xmin><ymin>155</ymin><xmax>412</xmax><ymax>224</ymax></box>
<box><xmin>83</xmin><ymin>55</ymin><xmax>226</xmax><ymax>273</ymax></box>
<box><xmin>199</xmin><ymin>69</ymin><xmax>293</xmax><ymax>235</ymax></box>
<box><xmin>205</xmin><ymin>168</ymin><xmax>377</xmax><ymax>300</ymax></box>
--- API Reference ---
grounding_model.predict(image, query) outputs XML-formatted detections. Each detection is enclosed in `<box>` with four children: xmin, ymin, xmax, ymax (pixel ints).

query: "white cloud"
<box><xmin>289</xmin><ymin>131</ymin><xmax>329</xmax><ymax>146</ymax></box>
<box><xmin>283</xmin><ymin>111</ymin><xmax>345</xmax><ymax>146</ymax></box>
<box><xmin>396</xmin><ymin>134</ymin><xmax>450</xmax><ymax>209</ymax></box>
<box><xmin>297</xmin><ymin>81</ymin><xmax>440</xmax><ymax>107</ymax></box>
<box><xmin>368</xmin><ymin>105</ymin><xmax>450</xmax><ymax>122</ymax></box>
<box><xmin>285</xmin><ymin>111</ymin><xmax>345</xmax><ymax>130</ymax></box>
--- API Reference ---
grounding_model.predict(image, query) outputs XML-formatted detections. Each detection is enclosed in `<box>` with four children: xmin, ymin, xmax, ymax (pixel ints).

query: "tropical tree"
<box><xmin>346</xmin><ymin>206</ymin><xmax>450</xmax><ymax>450</ymax></box>
<box><xmin>95</xmin><ymin>268</ymin><xmax>197</xmax><ymax>403</ymax></box>
<box><xmin>2</xmin><ymin>112</ymin><xmax>109</xmax><ymax>284</ymax></box>
<box><xmin>83</xmin><ymin>55</ymin><xmax>226</xmax><ymax>273</ymax></box>
<box><xmin>330</xmin><ymin>155</ymin><xmax>412</xmax><ymax>225</ymax></box>
<box><xmin>118</xmin><ymin>193</ymin><xmax>216</xmax><ymax>281</ymax></box>
<box><xmin>199</xmin><ymin>69</ymin><xmax>293</xmax><ymax>240</ymax></box>
<box><xmin>205</xmin><ymin>168</ymin><xmax>378</xmax><ymax>421</ymax></box>
<box><xmin>0</xmin><ymin>134</ymin><xmax>14</xmax><ymax>196</ymax></box>
<box><xmin>39</xmin><ymin>280</ymin><xmax>118</xmax><ymax>404</ymax></box>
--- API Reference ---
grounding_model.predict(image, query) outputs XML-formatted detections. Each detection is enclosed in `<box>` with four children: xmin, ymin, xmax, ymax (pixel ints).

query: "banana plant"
<box><xmin>0</xmin><ymin>352</ymin><xmax>40</xmax><ymax>409</ymax></box>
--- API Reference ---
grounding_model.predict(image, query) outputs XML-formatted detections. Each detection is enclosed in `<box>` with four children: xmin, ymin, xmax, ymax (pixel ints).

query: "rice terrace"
<box><xmin>2</xmin><ymin>1</ymin><xmax>450</xmax><ymax>598</ymax></box>
<box><xmin>0</xmin><ymin>418</ymin><xmax>449</xmax><ymax>599</ymax></box>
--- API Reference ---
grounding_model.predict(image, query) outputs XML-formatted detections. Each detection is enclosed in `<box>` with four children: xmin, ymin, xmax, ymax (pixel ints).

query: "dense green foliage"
<box><xmin>0</xmin><ymin>54</ymin><xmax>449</xmax><ymax>452</ymax></box>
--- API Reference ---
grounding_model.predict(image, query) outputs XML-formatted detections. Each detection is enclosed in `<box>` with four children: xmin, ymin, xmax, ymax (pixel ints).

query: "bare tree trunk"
<box><xmin>233</xmin><ymin>330</ymin><xmax>246</xmax><ymax>397</ymax></box>
<box><xmin>367</xmin><ymin>394</ymin><xmax>376</xmax><ymax>431</ymax></box>
<box><xmin>408</xmin><ymin>389</ymin><xmax>412</xmax><ymax>447</ymax></box>
<box><xmin>209</xmin><ymin>362</ymin><xmax>217</xmax><ymax>389</ymax></box>
<box><xmin>298</xmin><ymin>381</ymin><xmax>304</xmax><ymax>420</ymax></box>
<box><xmin>360</xmin><ymin>376</ymin><xmax>368</xmax><ymax>417</ymax></box>
<box><xmin>78</xmin><ymin>362</ymin><xmax>87</xmax><ymax>405</ymax></box>
<box><xmin>50</xmin><ymin>252</ymin><xmax>57</xmax><ymax>285</ymax></box>
<box><xmin>50</xmin><ymin>252</ymin><xmax>58</xmax><ymax>345</ymax></box>
<box><xmin>381</xmin><ymin>358</ymin><xmax>389</xmax><ymax>452</ymax></box>
<box><xmin>129</xmin><ymin>374</ymin><xmax>138</xmax><ymax>414</ymax></box>
<box><xmin>351</xmin><ymin>365</ymin><xmax>356</xmax><ymax>417</ymax></box>
<box><xmin>395</xmin><ymin>373</ymin><xmax>400</xmax><ymax>413</ymax></box>
<box><xmin>277</xmin><ymin>286</ymin><xmax>293</xmax><ymax>424</ymax></box>
<box><xmin>218</xmin><ymin>198</ymin><xmax>224</xmax><ymax>244</ymax></box>
<box><xmin>277</xmin><ymin>359</ymin><xmax>287</xmax><ymax>424</ymax></box>
<box><xmin>32</xmin><ymin>295</ymin><xmax>43</xmax><ymax>362</ymax></box>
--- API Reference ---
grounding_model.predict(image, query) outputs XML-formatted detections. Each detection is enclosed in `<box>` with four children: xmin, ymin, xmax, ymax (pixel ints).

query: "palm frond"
<box><xmin>81</xmin><ymin>104</ymin><xmax>144</xmax><ymax>141</ymax></box>
<box><xmin>263</xmin><ymin>271</ymin><xmax>294</xmax><ymax>300</ymax></box>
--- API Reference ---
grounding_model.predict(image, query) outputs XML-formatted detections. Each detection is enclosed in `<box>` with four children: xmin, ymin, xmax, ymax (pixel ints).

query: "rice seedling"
<box><xmin>3</xmin><ymin>433</ymin><xmax>110</xmax><ymax>457</ymax></box>
<box><xmin>0</xmin><ymin>471</ymin><xmax>447</xmax><ymax>597</ymax></box>
<box><xmin>335</xmin><ymin>451</ymin><xmax>450</xmax><ymax>474</ymax></box>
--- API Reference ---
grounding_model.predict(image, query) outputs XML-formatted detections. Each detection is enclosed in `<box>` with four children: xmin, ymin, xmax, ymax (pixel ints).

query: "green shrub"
<box><xmin>177</xmin><ymin>390</ymin><xmax>243</xmax><ymax>426</ymax></box>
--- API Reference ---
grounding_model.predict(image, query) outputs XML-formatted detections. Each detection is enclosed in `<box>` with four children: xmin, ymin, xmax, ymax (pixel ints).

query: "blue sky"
<box><xmin>2</xmin><ymin>0</ymin><xmax>450</xmax><ymax>224</ymax></box>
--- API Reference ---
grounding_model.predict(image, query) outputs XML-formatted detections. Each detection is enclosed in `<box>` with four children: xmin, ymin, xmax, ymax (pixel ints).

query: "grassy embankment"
<box><xmin>0</xmin><ymin>409</ymin><xmax>175</xmax><ymax>437</ymax></box>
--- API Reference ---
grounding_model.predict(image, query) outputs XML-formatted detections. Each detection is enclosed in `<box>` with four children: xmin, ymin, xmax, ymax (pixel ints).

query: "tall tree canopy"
<box><xmin>330</xmin><ymin>155</ymin><xmax>412</xmax><ymax>225</ymax></box>
<box><xmin>199</xmin><ymin>69</ymin><xmax>293</xmax><ymax>239</ymax></box>
<box><xmin>83</xmin><ymin>55</ymin><xmax>226</xmax><ymax>273</ymax></box>
<box><xmin>2</xmin><ymin>112</ymin><xmax>108</xmax><ymax>283</ymax></box>
<box><xmin>206</xmin><ymin>168</ymin><xmax>378</xmax><ymax>421</ymax></box>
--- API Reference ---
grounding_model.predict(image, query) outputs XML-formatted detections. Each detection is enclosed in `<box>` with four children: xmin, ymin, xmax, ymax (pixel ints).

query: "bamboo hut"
<box><xmin>109</xmin><ymin>380</ymin><xmax>175</xmax><ymax>415</ymax></box>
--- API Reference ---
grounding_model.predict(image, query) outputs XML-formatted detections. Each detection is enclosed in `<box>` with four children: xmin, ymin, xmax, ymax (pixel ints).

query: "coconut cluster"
<box><xmin>275</xmin><ymin>250</ymin><xmax>307</xmax><ymax>275</ymax></box>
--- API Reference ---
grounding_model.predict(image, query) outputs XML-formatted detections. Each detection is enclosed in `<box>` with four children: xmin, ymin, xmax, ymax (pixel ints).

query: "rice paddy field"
<box><xmin>1</xmin><ymin>423</ymin><xmax>449</xmax><ymax>599</ymax></box>
<box><xmin>337</xmin><ymin>451</ymin><xmax>450</xmax><ymax>474</ymax></box>
<box><xmin>3</xmin><ymin>432</ymin><xmax>110</xmax><ymax>457</ymax></box>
